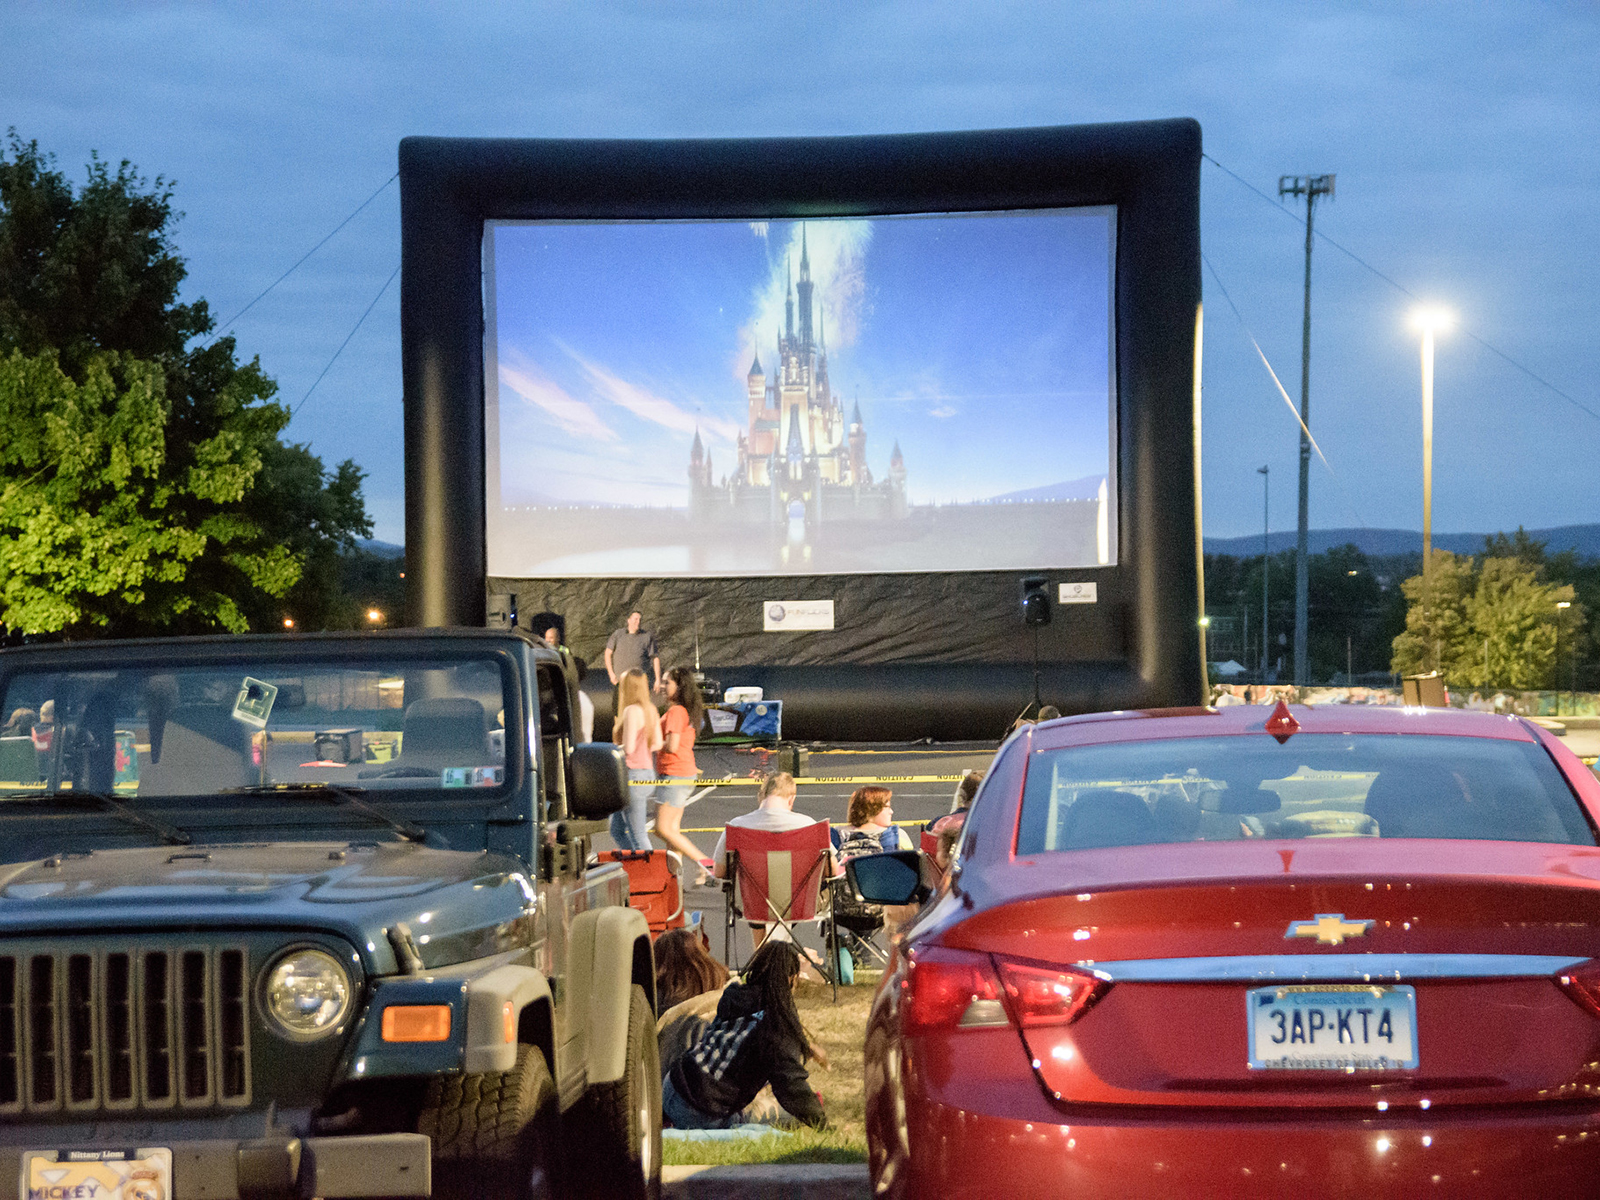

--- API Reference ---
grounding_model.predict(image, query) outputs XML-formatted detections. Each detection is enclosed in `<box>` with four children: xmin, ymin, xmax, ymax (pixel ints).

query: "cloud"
<box><xmin>498</xmin><ymin>352</ymin><xmax>618</xmax><ymax>443</ymax></box>
<box><xmin>928</xmin><ymin>405</ymin><xmax>958</xmax><ymax>419</ymax></box>
<box><xmin>565</xmin><ymin>346</ymin><xmax>743</xmax><ymax>443</ymax></box>
<box><xmin>737</xmin><ymin>219</ymin><xmax>873</xmax><ymax>381</ymax></box>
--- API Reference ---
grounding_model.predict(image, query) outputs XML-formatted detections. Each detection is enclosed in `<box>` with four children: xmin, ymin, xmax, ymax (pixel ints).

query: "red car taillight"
<box><xmin>902</xmin><ymin>946</ymin><xmax>1007</xmax><ymax>1033</ymax></box>
<box><xmin>901</xmin><ymin>946</ymin><xmax>1108</xmax><ymax>1033</ymax></box>
<box><xmin>995</xmin><ymin>956</ymin><xmax>1108</xmax><ymax>1028</ymax></box>
<box><xmin>1558</xmin><ymin>959</ymin><xmax>1600</xmax><ymax>1017</ymax></box>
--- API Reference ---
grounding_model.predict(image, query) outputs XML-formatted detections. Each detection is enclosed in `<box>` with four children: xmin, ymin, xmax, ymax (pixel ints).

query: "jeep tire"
<box><xmin>569</xmin><ymin>983</ymin><xmax>662</xmax><ymax>1200</ymax></box>
<box><xmin>418</xmin><ymin>1043</ymin><xmax>560</xmax><ymax>1200</ymax></box>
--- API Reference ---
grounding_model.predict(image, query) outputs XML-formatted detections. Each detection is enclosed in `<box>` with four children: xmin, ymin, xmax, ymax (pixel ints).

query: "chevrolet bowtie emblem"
<box><xmin>1285</xmin><ymin>913</ymin><xmax>1374</xmax><ymax>946</ymax></box>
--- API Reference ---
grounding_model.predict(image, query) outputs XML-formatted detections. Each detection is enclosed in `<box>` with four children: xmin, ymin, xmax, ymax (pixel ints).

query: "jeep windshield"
<box><xmin>0</xmin><ymin>653</ymin><xmax>513</xmax><ymax>801</ymax></box>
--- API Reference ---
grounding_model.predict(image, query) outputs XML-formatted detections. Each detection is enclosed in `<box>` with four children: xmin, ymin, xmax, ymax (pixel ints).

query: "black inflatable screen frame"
<box><xmin>399</xmin><ymin>121</ymin><xmax>1204</xmax><ymax>739</ymax></box>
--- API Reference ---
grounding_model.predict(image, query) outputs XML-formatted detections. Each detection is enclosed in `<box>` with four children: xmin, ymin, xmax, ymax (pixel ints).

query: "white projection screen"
<box><xmin>483</xmin><ymin>208</ymin><xmax>1117</xmax><ymax>578</ymax></box>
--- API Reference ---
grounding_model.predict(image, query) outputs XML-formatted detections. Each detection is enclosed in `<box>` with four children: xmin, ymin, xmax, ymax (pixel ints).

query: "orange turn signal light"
<box><xmin>381</xmin><ymin>1005</ymin><xmax>452</xmax><ymax>1042</ymax></box>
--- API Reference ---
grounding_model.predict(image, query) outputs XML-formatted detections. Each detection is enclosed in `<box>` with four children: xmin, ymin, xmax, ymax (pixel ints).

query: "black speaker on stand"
<box><xmin>1020</xmin><ymin>577</ymin><xmax>1051</xmax><ymax>720</ymax></box>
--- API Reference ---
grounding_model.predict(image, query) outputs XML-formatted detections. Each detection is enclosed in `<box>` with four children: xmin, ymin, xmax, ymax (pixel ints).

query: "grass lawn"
<box><xmin>661</xmin><ymin>972</ymin><xmax>877</xmax><ymax>1166</ymax></box>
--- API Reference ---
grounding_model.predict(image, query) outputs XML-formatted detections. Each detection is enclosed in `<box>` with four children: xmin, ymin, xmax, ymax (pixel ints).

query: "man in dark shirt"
<box><xmin>605</xmin><ymin>610</ymin><xmax>662</xmax><ymax>694</ymax></box>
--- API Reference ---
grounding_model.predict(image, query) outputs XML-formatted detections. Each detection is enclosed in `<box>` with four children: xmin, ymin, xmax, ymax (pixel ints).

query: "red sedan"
<box><xmin>850</xmin><ymin>703</ymin><xmax>1600</xmax><ymax>1198</ymax></box>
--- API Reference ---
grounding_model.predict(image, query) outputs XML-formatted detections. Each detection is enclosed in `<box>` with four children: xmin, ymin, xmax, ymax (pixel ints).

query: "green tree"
<box><xmin>0</xmin><ymin>132</ymin><xmax>370</xmax><ymax>635</ymax></box>
<box><xmin>1390</xmin><ymin>549</ymin><xmax>1476</xmax><ymax>679</ymax></box>
<box><xmin>1390</xmin><ymin>549</ymin><xmax>1579</xmax><ymax>690</ymax></box>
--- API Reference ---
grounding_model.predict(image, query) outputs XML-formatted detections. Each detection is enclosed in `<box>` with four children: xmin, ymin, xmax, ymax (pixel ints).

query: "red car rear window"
<box><xmin>1016</xmin><ymin>734</ymin><xmax>1595</xmax><ymax>853</ymax></box>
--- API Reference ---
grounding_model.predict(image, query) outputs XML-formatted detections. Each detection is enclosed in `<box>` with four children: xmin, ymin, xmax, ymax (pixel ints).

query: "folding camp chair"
<box><xmin>597</xmin><ymin>848</ymin><xmax>685</xmax><ymax>936</ymax></box>
<box><xmin>723</xmin><ymin>819</ymin><xmax>838</xmax><ymax>1001</ymax></box>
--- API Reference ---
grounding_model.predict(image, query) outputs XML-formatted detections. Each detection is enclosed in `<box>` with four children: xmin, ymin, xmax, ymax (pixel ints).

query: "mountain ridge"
<box><xmin>1204</xmin><ymin>524</ymin><xmax>1600</xmax><ymax>559</ymax></box>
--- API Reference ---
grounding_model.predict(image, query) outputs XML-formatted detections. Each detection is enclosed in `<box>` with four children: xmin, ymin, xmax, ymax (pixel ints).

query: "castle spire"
<box><xmin>748</xmin><ymin>350</ymin><xmax>762</xmax><ymax>377</ymax></box>
<box><xmin>785</xmin><ymin>259</ymin><xmax>794</xmax><ymax>340</ymax></box>
<box><xmin>799</xmin><ymin>224</ymin><xmax>810</xmax><ymax>278</ymax></box>
<box><xmin>796</xmin><ymin>229</ymin><xmax>814</xmax><ymax>351</ymax></box>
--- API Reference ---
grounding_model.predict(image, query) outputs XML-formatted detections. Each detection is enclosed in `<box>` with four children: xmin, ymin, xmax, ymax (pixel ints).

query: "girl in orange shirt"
<box><xmin>652</xmin><ymin>665</ymin><xmax>713</xmax><ymax>885</ymax></box>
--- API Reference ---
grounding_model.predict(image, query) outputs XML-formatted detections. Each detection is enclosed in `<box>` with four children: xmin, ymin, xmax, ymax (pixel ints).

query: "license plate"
<box><xmin>21</xmin><ymin>1147</ymin><xmax>171</xmax><ymax>1200</ymax></box>
<box><xmin>1247</xmin><ymin>984</ymin><xmax>1418</xmax><ymax>1070</ymax></box>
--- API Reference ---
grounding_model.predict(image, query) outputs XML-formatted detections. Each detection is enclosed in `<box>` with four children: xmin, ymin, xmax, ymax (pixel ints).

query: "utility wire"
<box><xmin>1202</xmin><ymin>254</ymin><xmax>1331</xmax><ymax>468</ymax></box>
<box><xmin>211</xmin><ymin>171</ymin><xmax>398</xmax><ymax>340</ymax></box>
<box><xmin>1203</xmin><ymin>252</ymin><xmax>1371</xmax><ymax>530</ymax></box>
<box><xmin>1201</xmin><ymin>153</ymin><xmax>1600</xmax><ymax>427</ymax></box>
<box><xmin>292</xmin><ymin>263</ymin><xmax>400</xmax><ymax>416</ymax></box>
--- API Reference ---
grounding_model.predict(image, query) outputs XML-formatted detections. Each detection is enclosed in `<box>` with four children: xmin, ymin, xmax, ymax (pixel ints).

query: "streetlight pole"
<box><xmin>1258</xmin><ymin>465</ymin><xmax>1270</xmax><ymax>677</ymax></box>
<box><xmin>1280</xmin><ymin>173</ymin><xmax>1334</xmax><ymax>687</ymax></box>
<box><xmin>1557</xmin><ymin>600</ymin><xmax>1572</xmax><ymax>716</ymax></box>
<box><xmin>1410</xmin><ymin>307</ymin><xmax>1452</xmax><ymax>669</ymax></box>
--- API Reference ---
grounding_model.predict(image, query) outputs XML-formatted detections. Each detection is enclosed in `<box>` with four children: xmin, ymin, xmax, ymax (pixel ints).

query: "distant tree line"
<box><xmin>0</xmin><ymin>131</ymin><xmax>398</xmax><ymax>637</ymax></box>
<box><xmin>1206</xmin><ymin>529</ymin><xmax>1598</xmax><ymax>691</ymax></box>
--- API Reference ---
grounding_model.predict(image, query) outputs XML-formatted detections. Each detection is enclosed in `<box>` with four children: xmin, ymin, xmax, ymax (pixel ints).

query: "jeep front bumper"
<box><xmin>0</xmin><ymin>1133</ymin><xmax>430</xmax><ymax>1198</ymax></box>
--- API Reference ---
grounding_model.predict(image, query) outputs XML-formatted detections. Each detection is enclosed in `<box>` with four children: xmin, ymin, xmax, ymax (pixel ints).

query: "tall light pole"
<box><xmin>1257</xmin><ymin>465</ymin><xmax>1270</xmax><ymax>676</ymax></box>
<box><xmin>1557</xmin><ymin>600</ymin><xmax>1572</xmax><ymax>716</ymax></box>
<box><xmin>1280</xmin><ymin>174</ymin><xmax>1334</xmax><ymax>686</ymax></box>
<box><xmin>1409</xmin><ymin>306</ymin><xmax>1452</xmax><ymax>666</ymax></box>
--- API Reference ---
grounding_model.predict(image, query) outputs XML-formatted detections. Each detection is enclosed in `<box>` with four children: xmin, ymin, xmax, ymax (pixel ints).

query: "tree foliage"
<box><xmin>0</xmin><ymin>132</ymin><xmax>371</xmax><ymax>636</ymax></box>
<box><xmin>1390</xmin><ymin>547</ymin><xmax>1580</xmax><ymax>690</ymax></box>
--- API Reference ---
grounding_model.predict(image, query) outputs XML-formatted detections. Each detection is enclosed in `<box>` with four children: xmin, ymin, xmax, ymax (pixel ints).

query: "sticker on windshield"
<box><xmin>442</xmin><ymin>766</ymin><xmax>504</xmax><ymax>788</ymax></box>
<box><xmin>232</xmin><ymin>677</ymin><xmax>278</xmax><ymax>728</ymax></box>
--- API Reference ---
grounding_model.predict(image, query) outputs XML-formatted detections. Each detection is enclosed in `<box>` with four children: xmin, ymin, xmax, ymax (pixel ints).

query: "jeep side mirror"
<box><xmin>568</xmin><ymin>743</ymin><xmax>627</xmax><ymax>820</ymax></box>
<box><xmin>847</xmin><ymin>850</ymin><xmax>928</xmax><ymax>906</ymax></box>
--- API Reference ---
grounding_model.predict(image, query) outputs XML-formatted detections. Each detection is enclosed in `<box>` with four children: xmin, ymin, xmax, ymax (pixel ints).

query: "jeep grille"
<box><xmin>0</xmin><ymin>946</ymin><xmax>250</xmax><ymax>1112</ymax></box>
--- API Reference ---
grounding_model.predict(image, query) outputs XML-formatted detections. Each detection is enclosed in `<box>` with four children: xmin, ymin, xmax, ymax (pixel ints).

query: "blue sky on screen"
<box><xmin>491</xmin><ymin>210</ymin><xmax>1113</xmax><ymax>509</ymax></box>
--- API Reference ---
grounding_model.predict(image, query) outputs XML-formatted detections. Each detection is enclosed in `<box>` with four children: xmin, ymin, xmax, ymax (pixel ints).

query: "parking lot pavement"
<box><xmin>593</xmin><ymin>740</ymin><xmax>1002</xmax><ymax>965</ymax></box>
<box><xmin>664</xmin><ymin>1165</ymin><xmax>870</xmax><ymax>1199</ymax></box>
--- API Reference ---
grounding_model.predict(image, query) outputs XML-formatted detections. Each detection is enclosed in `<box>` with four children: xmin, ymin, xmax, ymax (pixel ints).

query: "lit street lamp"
<box><xmin>366</xmin><ymin>609</ymin><xmax>385</xmax><ymax>627</ymax></box>
<box><xmin>1409</xmin><ymin>306</ymin><xmax>1453</xmax><ymax>666</ymax></box>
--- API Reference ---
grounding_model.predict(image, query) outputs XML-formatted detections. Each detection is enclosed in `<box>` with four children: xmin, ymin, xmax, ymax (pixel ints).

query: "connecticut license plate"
<box><xmin>1247</xmin><ymin>983</ymin><xmax>1418</xmax><ymax>1070</ymax></box>
<box><xmin>20</xmin><ymin>1147</ymin><xmax>171</xmax><ymax>1200</ymax></box>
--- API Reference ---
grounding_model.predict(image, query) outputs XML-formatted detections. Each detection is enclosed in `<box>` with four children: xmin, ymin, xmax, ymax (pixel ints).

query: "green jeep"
<box><xmin>0</xmin><ymin>629</ymin><xmax>660</xmax><ymax>1199</ymax></box>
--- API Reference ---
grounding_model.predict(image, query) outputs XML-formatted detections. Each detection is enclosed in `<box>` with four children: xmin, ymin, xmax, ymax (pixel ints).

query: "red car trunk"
<box><xmin>942</xmin><ymin>839</ymin><xmax>1600</xmax><ymax>1110</ymax></box>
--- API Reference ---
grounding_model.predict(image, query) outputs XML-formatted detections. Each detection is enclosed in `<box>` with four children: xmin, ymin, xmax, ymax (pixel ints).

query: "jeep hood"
<box><xmin>0</xmin><ymin>842</ymin><xmax>537</xmax><ymax>972</ymax></box>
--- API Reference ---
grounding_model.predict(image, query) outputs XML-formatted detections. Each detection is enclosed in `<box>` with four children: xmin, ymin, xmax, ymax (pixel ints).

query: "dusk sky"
<box><xmin>2</xmin><ymin>5</ymin><xmax>1595</xmax><ymax>545</ymax></box>
<box><xmin>489</xmin><ymin>211</ymin><xmax>1113</xmax><ymax>509</ymax></box>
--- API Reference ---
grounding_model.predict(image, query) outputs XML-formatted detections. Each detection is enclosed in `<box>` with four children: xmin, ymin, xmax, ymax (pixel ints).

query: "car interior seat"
<box><xmin>1059</xmin><ymin>788</ymin><xmax>1158</xmax><ymax>850</ymax></box>
<box><xmin>139</xmin><ymin>705</ymin><xmax>255</xmax><ymax>795</ymax></box>
<box><xmin>358</xmin><ymin>697</ymin><xmax>488</xmax><ymax>778</ymax></box>
<box><xmin>1362</xmin><ymin>763</ymin><xmax>1486</xmax><ymax>839</ymax></box>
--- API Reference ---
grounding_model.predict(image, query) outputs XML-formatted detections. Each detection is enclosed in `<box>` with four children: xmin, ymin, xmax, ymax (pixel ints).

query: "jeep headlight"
<box><xmin>264</xmin><ymin>948</ymin><xmax>352</xmax><ymax>1039</ymax></box>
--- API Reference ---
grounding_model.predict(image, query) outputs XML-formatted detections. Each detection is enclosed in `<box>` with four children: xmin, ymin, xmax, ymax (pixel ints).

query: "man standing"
<box><xmin>605</xmin><ymin>610</ymin><xmax>662</xmax><ymax>694</ymax></box>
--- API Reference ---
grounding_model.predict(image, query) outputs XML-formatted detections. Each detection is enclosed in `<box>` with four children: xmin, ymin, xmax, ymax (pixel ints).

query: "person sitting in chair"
<box><xmin>711</xmin><ymin>772</ymin><xmax>834</xmax><ymax>953</ymax></box>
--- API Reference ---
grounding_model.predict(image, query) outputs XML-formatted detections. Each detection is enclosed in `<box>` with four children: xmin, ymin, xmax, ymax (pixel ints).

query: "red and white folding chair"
<box><xmin>723</xmin><ymin>819</ymin><xmax>837</xmax><ymax>1000</ymax></box>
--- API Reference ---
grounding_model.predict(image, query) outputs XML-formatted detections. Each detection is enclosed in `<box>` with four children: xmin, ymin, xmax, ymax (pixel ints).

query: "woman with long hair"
<box><xmin>652</xmin><ymin>665</ymin><xmax>713</xmax><ymax>884</ymax></box>
<box><xmin>654</xmin><ymin>927</ymin><xmax>729</xmax><ymax>1015</ymax></box>
<box><xmin>661</xmin><ymin>940</ymin><xmax>825</xmax><ymax>1130</ymax></box>
<box><xmin>610</xmin><ymin>668</ymin><xmax>661</xmax><ymax>850</ymax></box>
